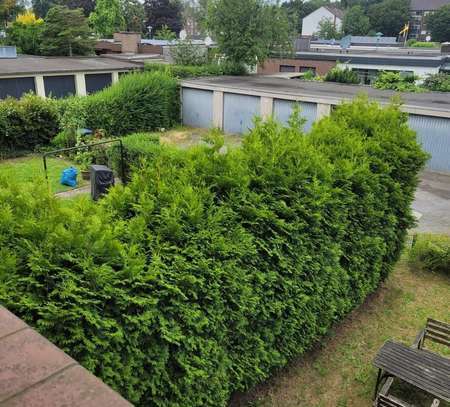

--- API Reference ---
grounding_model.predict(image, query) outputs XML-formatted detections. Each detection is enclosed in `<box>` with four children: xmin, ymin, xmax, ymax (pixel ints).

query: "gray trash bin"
<box><xmin>90</xmin><ymin>164</ymin><xmax>115</xmax><ymax>201</ymax></box>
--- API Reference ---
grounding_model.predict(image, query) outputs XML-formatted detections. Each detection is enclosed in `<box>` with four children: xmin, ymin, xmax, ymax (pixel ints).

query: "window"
<box><xmin>299</xmin><ymin>67</ymin><xmax>316</xmax><ymax>74</ymax></box>
<box><xmin>279</xmin><ymin>65</ymin><xmax>296</xmax><ymax>73</ymax></box>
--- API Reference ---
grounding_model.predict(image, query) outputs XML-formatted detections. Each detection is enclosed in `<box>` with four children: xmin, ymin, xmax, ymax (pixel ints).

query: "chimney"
<box><xmin>113</xmin><ymin>32</ymin><xmax>141</xmax><ymax>54</ymax></box>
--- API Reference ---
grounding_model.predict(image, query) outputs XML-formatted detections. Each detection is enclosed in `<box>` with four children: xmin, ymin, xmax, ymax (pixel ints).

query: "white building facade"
<box><xmin>301</xmin><ymin>6</ymin><xmax>344</xmax><ymax>37</ymax></box>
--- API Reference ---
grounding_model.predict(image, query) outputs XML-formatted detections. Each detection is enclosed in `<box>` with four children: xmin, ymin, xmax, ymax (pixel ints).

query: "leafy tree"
<box><xmin>6</xmin><ymin>10</ymin><xmax>44</xmax><ymax>54</ymax></box>
<box><xmin>368</xmin><ymin>0</ymin><xmax>409</xmax><ymax>36</ymax></box>
<box><xmin>342</xmin><ymin>5</ymin><xmax>370</xmax><ymax>35</ymax></box>
<box><xmin>32</xmin><ymin>0</ymin><xmax>55</xmax><ymax>18</ymax></box>
<box><xmin>154</xmin><ymin>23</ymin><xmax>177</xmax><ymax>39</ymax></box>
<box><xmin>59</xmin><ymin>0</ymin><xmax>95</xmax><ymax>16</ymax></box>
<box><xmin>0</xmin><ymin>0</ymin><xmax>24</xmax><ymax>27</ymax></box>
<box><xmin>90</xmin><ymin>0</ymin><xmax>125</xmax><ymax>37</ymax></box>
<box><xmin>207</xmin><ymin>0</ymin><xmax>293</xmax><ymax>65</ymax></box>
<box><xmin>316</xmin><ymin>17</ymin><xmax>342</xmax><ymax>39</ymax></box>
<box><xmin>40</xmin><ymin>5</ymin><xmax>94</xmax><ymax>55</ymax></box>
<box><xmin>426</xmin><ymin>4</ymin><xmax>450</xmax><ymax>43</ymax></box>
<box><xmin>144</xmin><ymin>0</ymin><xmax>183</xmax><ymax>36</ymax></box>
<box><xmin>121</xmin><ymin>0</ymin><xmax>145</xmax><ymax>33</ymax></box>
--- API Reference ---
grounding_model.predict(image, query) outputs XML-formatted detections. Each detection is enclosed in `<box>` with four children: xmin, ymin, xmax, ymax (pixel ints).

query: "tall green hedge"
<box><xmin>83</xmin><ymin>72</ymin><xmax>180</xmax><ymax>136</ymax></box>
<box><xmin>0</xmin><ymin>94</ymin><xmax>60</xmax><ymax>153</ymax></box>
<box><xmin>0</xmin><ymin>97</ymin><xmax>427</xmax><ymax>406</ymax></box>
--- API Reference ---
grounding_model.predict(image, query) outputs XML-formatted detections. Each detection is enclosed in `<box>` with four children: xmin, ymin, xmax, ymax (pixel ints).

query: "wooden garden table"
<box><xmin>373</xmin><ymin>340</ymin><xmax>450</xmax><ymax>402</ymax></box>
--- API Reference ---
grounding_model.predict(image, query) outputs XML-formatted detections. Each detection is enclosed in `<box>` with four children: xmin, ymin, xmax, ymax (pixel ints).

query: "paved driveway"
<box><xmin>412</xmin><ymin>171</ymin><xmax>450</xmax><ymax>235</ymax></box>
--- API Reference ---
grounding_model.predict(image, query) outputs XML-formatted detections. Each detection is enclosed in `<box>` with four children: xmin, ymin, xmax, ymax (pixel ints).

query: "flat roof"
<box><xmin>181</xmin><ymin>75</ymin><xmax>450</xmax><ymax>115</ymax></box>
<box><xmin>0</xmin><ymin>55</ymin><xmax>142</xmax><ymax>77</ymax></box>
<box><xmin>294</xmin><ymin>51</ymin><xmax>446</xmax><ymax>67</ymax></box>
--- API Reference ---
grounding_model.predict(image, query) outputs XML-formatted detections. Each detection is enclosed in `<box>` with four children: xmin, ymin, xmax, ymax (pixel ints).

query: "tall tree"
<box><xmin>207</xmin><ymin>0</ymin><xmax>293</xmax><ymax>65</ymax></box>
<box><xmin>368</xmin><ymin>0</ymin><xmax>409</xmax><ymax>36</ymax></box>
<box><xmin>59</xmin><ymin>0</ymin><xmax>95</xmax><ymax>16</ymax></box>
<box><xmin>6</xmin><ymin>10</ymin><xmax>44</xmax><ymax>54</ymax></box>
<box><xmin>32</xmin><ymin>0</ymin><xmax>55</xmax><ymax>18</ymax></box>
<box><xmin>342</xmin><ymin>5</ymin><xmax>370</xmax><ymax>35</ymax></box>
<box><xmin>316</xmin><ymin>17</ymin><xmax>342</xmax><ymax>39</ymax></box>
<box><xmin>121</xmin><ymin>0</ymin><xmax>145</xmax><ymax>32</ymax></box>
<box><xmin>90</xmin><ymin>0</ymin><xmax>125</xmax><ymax>37</ymax></box>
<box><xmin>1</xmin><ymin>0</ymin><xmax>24</xmax><ymax>27</ymax></box>
<box><xmin>40</xmin><ymin>5</ymin><xmax>94</xmax><ymax>55</ymax></box>
<box><xmin>427</xmin><ymin>4</ymin><xmax>450</xmax><ymax>43</ymax></box>
<box><xmin>144</xmin><ymin>0</ymin><xmax>183</xmax><ymax>36</ymax></box>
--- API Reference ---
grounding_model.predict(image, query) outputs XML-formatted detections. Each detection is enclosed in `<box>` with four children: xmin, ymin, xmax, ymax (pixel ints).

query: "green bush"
<box><xmin>406</xmin><ymin>39</ymin><xmax>439</xmax><ymax>48</ymax></box>
<box><xmin>0</xmin><ymin>97</ymin><xmax>427</xmax><ymax>406</ymax></box>
<box><xmin>324</xmin><ymin>67</ymin><xmax>360</xmax><ymax>84</ymax></box>
<box><xmin>0</xmin><ymin>94</ymin><xmax>60</xmax><ymax>152</ymax></box>
<box><xmin>145</xmin><ymin>62</ymin><xmax>247</xmax><ymax>78</ymax></box>
<box><xmin>423</xmin><ymin>73</ymin><xmax>450</xmax><ymax>92</ymax></box>
<box><xmin>410</xmin><ymin>234</ymin><xmax>450</xmax><ymax>275</ymax></box>
<box><xmin>83</xmin><ymin>72</ymin><xmax>180</xmax><ymax>137</ymax></box>
<box><xmin>108</xmin><ymin>132</ymin><xmax>160</xmax><ymax>181</ymax></box>
<box><xmin>373</xmin><ymin>71</ymin><xmax>424</xmax><ymax>92</ymax></box>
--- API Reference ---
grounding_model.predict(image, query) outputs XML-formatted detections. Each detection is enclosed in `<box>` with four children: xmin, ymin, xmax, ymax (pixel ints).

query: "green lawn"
<box><xmin>231</xmin><ymin>260</ymin><xmax>450</xmax><ymax>407</ymax></box>
<box><xmin>0</xmin><ymin>155</ymin><xmax>87</xmax><ymax>193</ymax></box>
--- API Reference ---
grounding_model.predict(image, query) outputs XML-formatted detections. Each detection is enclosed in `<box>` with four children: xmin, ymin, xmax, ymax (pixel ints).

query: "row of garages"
<box><xmin>0</xmin><ymin>72</ymin><xmax>118</xmax><ymax>100</ymax></box>
<box><xmin>181</xmin><ymin>78</ymin><xmax>450</xmax><ymax>174</ymax></box>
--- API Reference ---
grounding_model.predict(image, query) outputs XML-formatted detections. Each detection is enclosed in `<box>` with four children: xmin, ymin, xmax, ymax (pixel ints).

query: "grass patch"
<box><xmin>230</xmin><ymin>259</ymin><xmax>450</xmax><ymax>407</ymax></box>
<box><xmin>0</xmin><ymin>155</ymin><xmax>87</xmax><ymax>193</ymax></box>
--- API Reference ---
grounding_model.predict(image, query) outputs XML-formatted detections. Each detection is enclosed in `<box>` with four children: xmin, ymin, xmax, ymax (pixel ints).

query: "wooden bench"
<box><xmin>413</xmin><ymin>319</ymin><xmax>450</xmax><ymax>351</ymax></box>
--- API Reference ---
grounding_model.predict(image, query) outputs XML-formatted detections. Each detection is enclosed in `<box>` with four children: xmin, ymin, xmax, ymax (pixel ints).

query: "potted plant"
<box><xmin>76</xmin><ymin>150</ymin><xmax>93</xmax><ymax>181</ymax></box>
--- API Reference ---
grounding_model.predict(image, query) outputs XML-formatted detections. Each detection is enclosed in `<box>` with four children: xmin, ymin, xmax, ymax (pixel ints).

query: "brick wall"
<box><xmin>258</xmin><ymin>58</ymin><xmax>337</xmax><ymax>76</ymax></box>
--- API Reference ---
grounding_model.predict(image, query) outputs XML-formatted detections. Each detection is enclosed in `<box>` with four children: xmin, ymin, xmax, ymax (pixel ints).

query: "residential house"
<box><xmin>409</xmin><ymin>0</ymin><xmax>450</xmax><ymax>40</ymax></box>
<box><xmin>301</xmin><ymin>6</ymin><xmax>344</xmax><ymax>37</ymax></box>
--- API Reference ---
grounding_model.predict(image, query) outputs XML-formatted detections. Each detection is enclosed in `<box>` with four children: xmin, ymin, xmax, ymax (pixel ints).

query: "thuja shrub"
<box><xmin>409</xmin><ymin>234</ymin><xmax>450</xmax><ymax>275</ymax></box>
<box><xmin>0</xmin><ymin>94</ymin><xmax>60</xmax><ymax>152</ymax></box>
<box><xmin>83</xmin><ymin>71</ymin><xmax>180</xmax><ymax>137</ymax></box>
<box><xmin>0</xmin><ymin>97</ymin><xmax>427</xmax><ymax>406</ymax></box>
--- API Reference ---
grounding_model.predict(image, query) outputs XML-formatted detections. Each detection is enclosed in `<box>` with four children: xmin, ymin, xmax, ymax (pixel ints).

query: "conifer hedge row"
<box><xmin>0</xmin><ymin>97</ymin><xmax>427</xmax><ymax>406</ymax></box>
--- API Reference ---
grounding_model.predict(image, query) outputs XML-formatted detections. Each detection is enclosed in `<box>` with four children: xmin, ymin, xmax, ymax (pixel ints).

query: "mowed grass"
<box><xmin>231</xmin><ymin>260</ymin><xmax>450</xmax><ymax>407</ymax></box>
<box><xmin>0</xmin><ymin>155</ymin><xmax>87</xmax><ymax>193</ymax></box>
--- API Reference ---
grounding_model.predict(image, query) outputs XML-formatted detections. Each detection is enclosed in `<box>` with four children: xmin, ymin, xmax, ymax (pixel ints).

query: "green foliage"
<box><xmin>426</xmin><ymin>4</ymin><xmax>450</xmax><ymax>43</ymax></box>
<box><xmin>207</xmin><ymin>0</ymin><xmax>293</xmax><ymax>65</ymax></box>
<box><xmin>0</xmin><ymin>97</ymin><xmax>427</xmax><ymax>406</ymax></box>
<box><xmin>368</xmin><ymin>0</ymin><xmax>409</xmax><ymax>36</ymax></box>
<box><xmin>170</xmin><ymin>39</ymin><xmax>207</xmax><ymax>65</ymax></box>
<box><xmin>316</xmin><ymin>17</ymin><xmax>342</xmax><ymax>39</ymax></box>
<box><xmin>144</xmin><ymin>62</ymin><xmax>247</xmax><ymax>78</ymax></box>
<box><xmin>154</xmin><ymin>23</ymin><xmax>176</xmax><ymax>40</ymax></box>
<box><xmin>324</xmin><ymin>67</ymin><xmax>360</xmax><ymax>84</ymax></box>
<box><xmin>410</xmin><ymin>234</ymin><xmax>450</xmax><ymax>275</ymax></box>
<box><xmin>6</xmin><ymin>19</ymin><xmax>44</xmax><ymax>54</ymax></box>
<box><xmin>40</xmin><ymin>5</ymin><xmax>94</xmax><ymax>56</ymax></box>
<box><xmin>282</xmin><ymin>0</ymin><xmax>327</xmax><ymax>34</ymax></box>
<box><xmin>82</xmin><ymin>71</ymin><xmax>180</xmax><ymax>137</ymax></box>
<box><xmin>422</xmin><ymin>73</ymin><xmax>450</xmax><ymax>92</ymax></box>
<box><xmin>121</xmin><ymin>0</ymin><xmax>145</xmax><ymax>33</ymax></box>
<box><xmin>144</xmin><ymin>0</ymin><xmax>183</xmax><ymax>36</ymax></box>
<box><xmin>342</xmin><ymin>5</ymin><xmax>370</xmax><ymax>36</ymax></box>
<box><xmin>89</xmin><ymin>0</ymin><xmax>125</xmax><ymax>38</ymax></box>
<box><xmin>108</xmin><ymin>131</ymin><xmax>160</xmax><ymax>180</ymax></box>
<box><xmin>0</xmin><ymin>94</ymin><xmax>60</xmax><ymax>152</ymax></box>
<box><xmin>373</xmin><ymin>71</ymin><xmax>424</xmax><ymax>92</ymax></box>
<box><xmin>406</xmin><ymin>39</ymin><xmax>439</xmax><ymax>48</ymax></box>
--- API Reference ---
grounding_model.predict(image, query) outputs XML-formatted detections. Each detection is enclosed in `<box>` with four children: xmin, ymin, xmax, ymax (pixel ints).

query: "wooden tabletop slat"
<box><xmin>373</xmin><ymin>340</ymin><xmax>450</xmax><ymax>402</ymax></box>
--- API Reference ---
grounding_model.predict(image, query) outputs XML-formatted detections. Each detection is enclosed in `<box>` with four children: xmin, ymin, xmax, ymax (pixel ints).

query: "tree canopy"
<box><xmin>207</xmin><ymin>0</ymin><xmax>293</xmax><ymax>65</ymax></box>
<box><xmin>6</xmin><ymin>10</ymin><xmax>44</xmax><ymax>54</ymax></box>
<box><xmin>121</xmin><ymin>0</ymin><xmax>146</xmax><ymax>33</ymax></box>
<box><xmin>144</xmin><ymin>0</ymin><xmax>183</xmax><ymax>36</ymax></box>
<box><xmin>316</xmin><ymin>17</ymin><xmax>342</xmax><ymax>39</ymax></box>
<box><xmin>40</xmin><ymin>5</ymin><xmax>94</xmax><ymax>56</ymax></box>
<box><xmin>427</xmin><ymin>4</ymin><xmax>450</xmax><ymax>43</ymax></box>
<box><xmin>368</xmin><ymin>0</ymin><xmax>409</xmax><ymax>36</ymax></box>
<box><xmin>342</xmin><ymin>5</ymin><xmax>370</xmax><ymax>35</ymax></box>
<box><xmin>89</xmin><ymin>0</ymin><xmax>125</xmax><ymax>37</ymax></box>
